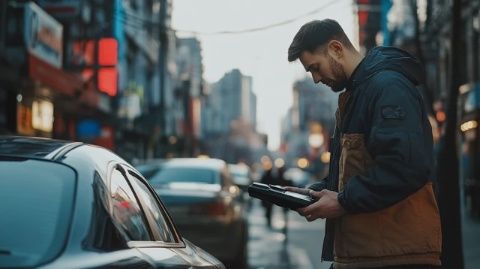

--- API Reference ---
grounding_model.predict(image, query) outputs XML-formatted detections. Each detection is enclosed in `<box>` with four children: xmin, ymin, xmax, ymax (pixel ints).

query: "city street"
<box><xmin>247</xmin><ymin>199</ymin><xmax>332</xmax><ymax>269</ymax></box>
<box><xmin>1</xmin><ymin>1</ymin><xmax>480</xmax><ymax>268</ymax></box>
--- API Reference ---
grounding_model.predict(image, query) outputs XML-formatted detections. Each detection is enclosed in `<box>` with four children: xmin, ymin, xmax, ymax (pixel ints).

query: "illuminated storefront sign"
<box><xmin>98</xmin><ymin>67</ymin><xmax>118</xmax><ymax>97</ymax></box>
<box><xmin>97</xmin><ymin>38</ymin><xmax>119</xmax><ymax>96</ymax></box>
<box><xmin>17</xmin><ymin>104</ymin><xmax>34</xmax><ymax>135</ymax></box>
<box><xmin>24</xmin><ymin>2</ymin><xmax>63</xmax><ymax>68</ymax></box>
<box><xmin>32</xmin><ymin>99</ymin><xmax>54</xmax><ymax>132</ymax></box>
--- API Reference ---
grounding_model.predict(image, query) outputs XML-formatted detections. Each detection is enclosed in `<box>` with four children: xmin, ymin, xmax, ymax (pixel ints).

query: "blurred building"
<box><xmin>0</xmin><ymin>0</ymin><xmax>179</xmax><ymax>162</ymax></box>
<box><xmin>201</xmin><ymin>82</ymin><xmax>223</xmax><ymax>136</ymax></box>
<box><xmin>0</xmin><ymin>1</ymin><xmax>119</xmax><ymax>150</ymax></box>
<box><xmin>118</xmin><ymin>0</ymin><xmax>176</xmax><ymax>158</ymax></box>
<box><xmin>281</xmin><ymin>77</ymin><xmax>337</xmax><ymax>177</ymax></box>
<box><xmin>208</xmin><ymin>69</ymin><xmax>256</xmax><ymax>132</ymax></box>
<box><xmin>173</xmin><ymin>37</ymin><xmax>204</xmax><ymax>157</ymax></box>
<box><xmin>202</xmin><ymin>69</ymin><xmax>266</xmax><ymax>165</ymax></box>
<box><xmin>292</xmin><ymin>78</ymin><xmax>337</xmax><ymax>132</ymax></box>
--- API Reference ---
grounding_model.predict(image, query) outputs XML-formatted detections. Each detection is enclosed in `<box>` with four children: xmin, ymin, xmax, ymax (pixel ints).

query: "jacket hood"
<box><xmin>348</xmin><ymin>47</ymin><xmax>423</xmax><ymax>90</ymax></box>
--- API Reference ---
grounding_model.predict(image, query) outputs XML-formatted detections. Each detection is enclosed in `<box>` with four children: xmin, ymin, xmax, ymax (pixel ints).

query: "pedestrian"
<box><xmin>276</xmin><ymin>166</ymin><xmax>293</xmax><ymax>238</ymax></box>
<box><xmin>260</xmin><ymin>166</ymin><xmax>275</xmax><ymax>228</ymax></box>
<box><xmin>285</xmin><ymin>19</ymin><xmax>442</xmax><ymax>269</ymax></box>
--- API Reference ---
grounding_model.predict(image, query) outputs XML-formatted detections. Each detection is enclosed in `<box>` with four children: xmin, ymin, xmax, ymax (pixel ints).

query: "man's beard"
<box><xmin>324</xmin><ymin>55</ymin><xmax>348</xmax><ymax>92</ymax></box>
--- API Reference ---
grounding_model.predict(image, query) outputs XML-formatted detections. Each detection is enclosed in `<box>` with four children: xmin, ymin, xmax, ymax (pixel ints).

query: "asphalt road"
<box><xmin>247</xmin><ymin>199</ymin><xmax>332</xmax><ymax>269</ymax></box>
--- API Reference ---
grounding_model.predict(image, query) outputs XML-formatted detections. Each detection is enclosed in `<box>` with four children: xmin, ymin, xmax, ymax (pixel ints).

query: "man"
<box><xmin>286</xmin><ymin>19</ymin><xmax>442</xmax><ymax>269</ymax></box>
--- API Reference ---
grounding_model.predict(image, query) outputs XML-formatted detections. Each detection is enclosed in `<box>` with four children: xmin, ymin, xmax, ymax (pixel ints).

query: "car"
<box><xmin>227</xmin><ymin>163</ymin><xmax>252</xmax><ymax>191</ymax></box>
<box><xmin>136</xmin><ymin>158</ymin><xmax>248</xmax><ymax>269</ymax></box>
<box><xmin>0</xmin><ymin>136</ymin><xmax>225</xmax><ymax>269</ymax></box>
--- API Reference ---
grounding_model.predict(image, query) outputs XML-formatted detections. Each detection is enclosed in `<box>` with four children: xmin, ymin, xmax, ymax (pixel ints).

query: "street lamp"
<box><xmin>308</xmin><ymin>133</ymin><xmax>324</xmax><ymax>148</ymax></box>
<box><xmin>274</xmin><ymin>158</ymin><xmax>285</xmax><ymax>168</ymax></box>
<box><xmin>297</xmin><ymin>158</ymin><xmax>309</xmax><ymax>169</ymax></box>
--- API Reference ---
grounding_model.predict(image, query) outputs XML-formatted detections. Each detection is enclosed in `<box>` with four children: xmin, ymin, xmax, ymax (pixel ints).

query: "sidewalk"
<box><xmin>247</xmin><ymin>200</ymin><xmax>331</xmax><ymax>269</ymax></box>
<box><xmin>248</xmin><ymin>201</ymin><xmax>313</xmax><ymax>269</ymax></box>
<box><xmin>462</xmin><ymin>210</ymin><xmax>480</xmax><ymax>269</ymax></box>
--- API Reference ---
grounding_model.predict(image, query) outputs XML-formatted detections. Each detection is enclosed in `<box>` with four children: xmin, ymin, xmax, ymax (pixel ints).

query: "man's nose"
<box><xmin>312</xmin><ymin>73</ymin><xmax>321</xmax><ymax>84</ymax></box>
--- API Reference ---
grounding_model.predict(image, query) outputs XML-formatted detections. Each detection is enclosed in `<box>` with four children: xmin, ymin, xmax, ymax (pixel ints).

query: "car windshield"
<box><xmin>0</xmin><ymin>157</ymin><xmax>76</xmax><ymax>268</ymax></box>
<box><xmin>148</xmin><ymin>167</ymin><xmax>218</xmax><ymax>185</ymax></box>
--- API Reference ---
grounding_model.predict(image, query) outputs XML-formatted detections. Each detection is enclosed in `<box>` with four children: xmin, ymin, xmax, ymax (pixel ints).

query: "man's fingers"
<box><xmin>309</xmin><ymin>189</ymin><xmax>328</xmax><ymax>199</ymax></box>
<box><xmin>297</xmin><ymin>202</ymin><xmax>317</xmax><ymax>217</ymax></box>
<box><xmin>298</xmin><ymin>195</ymin><xmax>326</xmax><ymax>216</ymax></box>
<box><xmin>305</xmin><ymin>213</ymin><xmax>324</xmax><ymax>222</ymax></box>
<box><xmin>297</xmin><ymin>207</ymin><xmax>308</xmax><ymax>216</ymax></box>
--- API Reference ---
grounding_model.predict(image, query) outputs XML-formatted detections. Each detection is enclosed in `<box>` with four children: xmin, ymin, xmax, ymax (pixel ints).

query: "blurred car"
<box><xmin>284</xmin><ymin>167</ymin><xmax>314</xmax><ymax>188</ymax></box>
<box><xmin>227</xmin><ymin>163</ymin><xmax>252</xmax><ymax>191</ymax></box>
<box><xmin>136</xmin><ymin>158</ymin><xmax>248</xmax><ymax>269</ymax></box>
<box><xmin>0</xmin><ymin>136</ymin><xmax>224</xmax><ymax>269</ymax></box>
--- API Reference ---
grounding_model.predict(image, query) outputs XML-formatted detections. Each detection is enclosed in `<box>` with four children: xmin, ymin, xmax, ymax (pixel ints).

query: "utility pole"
<box><xmin>157</xmin><ymin>0</ymin><xmax>168</xmax><ymax>157</ymax></box>
<box><xmin>436</xmin><ymin>0</ymin><xmax>464</xmax><ymax>267</ymax></box>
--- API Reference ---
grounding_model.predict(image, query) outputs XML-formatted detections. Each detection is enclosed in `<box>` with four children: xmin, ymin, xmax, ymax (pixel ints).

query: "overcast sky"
<box><xmin>171</xmin><ymin>0</ymin><xmax>356</xmax><ymax>150</ymax></box>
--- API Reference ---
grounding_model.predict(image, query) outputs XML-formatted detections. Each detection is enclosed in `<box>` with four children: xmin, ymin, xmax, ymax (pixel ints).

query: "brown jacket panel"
<box><xmin>334</xmin><ymin>133</ymin><xmax>442</xmax><ymax>268</ymax></box>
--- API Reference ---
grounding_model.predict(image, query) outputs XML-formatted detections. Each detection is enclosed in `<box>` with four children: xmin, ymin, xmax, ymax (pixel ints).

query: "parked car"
<box><xmin>136</xmin><ymin>158</ymin><xmax>248</xmax><ymax>269</ymax></box>
<box><xmin>0</xmin><ymin>136</ymin><xmax>225</xmax><ymax>269</ymax></box>
<box><xmin>227</xmin><ymin>163</ymin><xmax>252</xmax><ymax>191</ymax></box>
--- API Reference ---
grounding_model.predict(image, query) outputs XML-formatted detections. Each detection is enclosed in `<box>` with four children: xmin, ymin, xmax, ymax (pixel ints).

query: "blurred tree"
<box><xmin>435</xmin><ymin>0</ymin><xmax>464</xmax><ymax>267</ymax></box>
<box><xmin>407</xmin><ymin>0</ymin><xmax>434</xmax><ymax>114</ymax></box>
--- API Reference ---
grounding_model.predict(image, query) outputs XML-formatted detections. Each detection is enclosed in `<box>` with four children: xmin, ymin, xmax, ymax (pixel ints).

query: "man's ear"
<box><xmin>327</xmin><ymin>40</ymin><xmax>344</xmax><ymax>60</ymax></box>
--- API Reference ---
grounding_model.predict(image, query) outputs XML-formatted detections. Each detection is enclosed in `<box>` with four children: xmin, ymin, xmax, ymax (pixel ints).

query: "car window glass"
<box><xmin>84</xmin><ymin>172</ymin><xmax>127</xmax><ymax>251</ymax></box>
<box><xmin>110</xmin><ymin>168</ymin><xmax>151</xmax><ymax>241</ymax></box>
<box><xmin>0</xmin><ymin>159</ymin><xmax>75</xmax><ymax>268</ymax></box>
<box><xmin>127</xmin><ymin>171</ymin><xmax>177</xmax><ymax>243</ymax></box>
<box><xmin>149</xmin><ymin>167</ymin><xmax>216</xmax><ymax>185</ymax></box>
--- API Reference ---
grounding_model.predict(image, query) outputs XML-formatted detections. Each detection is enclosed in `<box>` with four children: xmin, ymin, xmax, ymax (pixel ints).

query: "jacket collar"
<box><xmin>345</xmin><ymin>57</ymin><xmax>365</xmax><ymax>92</ymax></box>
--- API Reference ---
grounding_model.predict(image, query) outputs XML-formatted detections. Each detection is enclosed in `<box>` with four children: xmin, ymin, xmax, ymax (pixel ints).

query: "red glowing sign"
<box><xmin>358</xmin><ymin>10</ymin><xmax>368</xmax><ymax>26</ymax></box>
<box><xmin>98</xmin><ymin>38</ymin><xmax>118</xmax><ymax>66</ymax></box>
<box><xmin>98</xmin><ymin>67</ymin><xmax>117</xmax><ymax>96</ymax></box>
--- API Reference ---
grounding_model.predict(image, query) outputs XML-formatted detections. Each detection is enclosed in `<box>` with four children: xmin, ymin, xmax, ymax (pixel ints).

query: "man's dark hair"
<box><xmin>288</xmin><ymin>19</ymin><xmax>354</xmax><ymax>62</ymax></box>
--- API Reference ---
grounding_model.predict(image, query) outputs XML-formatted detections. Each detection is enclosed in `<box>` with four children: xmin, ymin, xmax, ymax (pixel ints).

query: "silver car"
<box><xmin>137</xmin><ymin>158</ymin><xmax>248</xmax><ymax>269</ymax></box>
<box><xmin>0</xmin><ymin>136</ymin><xmax>225</xmax><ymax>269</ymax></box>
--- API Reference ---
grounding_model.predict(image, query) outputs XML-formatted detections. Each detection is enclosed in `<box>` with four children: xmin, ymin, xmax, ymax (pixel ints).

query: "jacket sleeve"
<box><xmin>337</xmin><ymin>73</ymin><xmax>433</xmax><ymax>213</ymax></box>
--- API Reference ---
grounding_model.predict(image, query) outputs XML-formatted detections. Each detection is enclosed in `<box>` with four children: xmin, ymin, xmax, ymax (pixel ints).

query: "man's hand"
<box><xmin>285</xmin><ymin>187</ymin><xmax>346</xmax><ymax>222</ymax></box>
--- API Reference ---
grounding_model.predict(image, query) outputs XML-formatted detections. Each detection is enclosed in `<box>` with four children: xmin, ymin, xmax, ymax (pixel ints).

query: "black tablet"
<box><xmin>248</xmin><ymin>182</ymin><xmax>317</xmax><ymax>210</ymax></box>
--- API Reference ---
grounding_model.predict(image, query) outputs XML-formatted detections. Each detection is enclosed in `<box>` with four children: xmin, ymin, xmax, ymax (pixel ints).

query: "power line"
<box><xmin>173</xmin><ymin>0</ymin><xmax>343</xmax><ymax>35</ymax></box>
<box><xmin>118</xmin><ymin>0</ymin><xmax>349</xmax><ymax>36</ymax></box>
